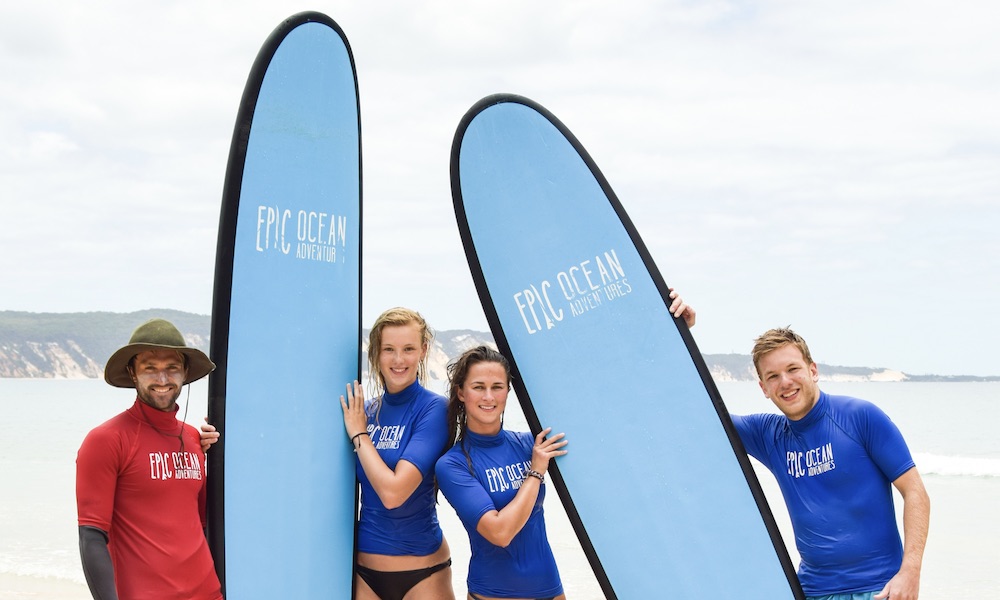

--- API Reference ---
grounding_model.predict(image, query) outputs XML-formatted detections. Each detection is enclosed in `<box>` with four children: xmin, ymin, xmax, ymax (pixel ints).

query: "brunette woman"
<box><xmin>435</xmin><ymin>346</ymin><xmax>568</xmax><ymax>600</ymax></box>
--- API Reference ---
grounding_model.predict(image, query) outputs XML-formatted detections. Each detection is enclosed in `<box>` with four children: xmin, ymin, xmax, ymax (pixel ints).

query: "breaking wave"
<box><xmin>914</xmin><ymin>452</ymin><xmax>1000</xmax><ymax>478</ymax></box>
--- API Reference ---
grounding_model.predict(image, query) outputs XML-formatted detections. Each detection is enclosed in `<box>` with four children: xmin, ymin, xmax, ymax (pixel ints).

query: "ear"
<box><xmin>758</xmin><ymin>380</ymin><xmax>767</xmax><ymax>396</ymax></box>
<box><xmin>810</xmin><ymin>362</ymin><xmax>819</xmax><ymax>382</ymax></box>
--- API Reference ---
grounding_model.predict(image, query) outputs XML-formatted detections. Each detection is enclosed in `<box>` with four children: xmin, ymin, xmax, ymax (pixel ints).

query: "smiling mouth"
<box><xmin>780</xmin><ymin>389</ymin><xmax>799</xmax><ymax>400</ymax></box>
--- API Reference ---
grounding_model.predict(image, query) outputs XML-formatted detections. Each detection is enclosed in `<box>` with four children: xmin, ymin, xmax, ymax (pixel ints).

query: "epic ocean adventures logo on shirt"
<box><xmin>253</xmin><ymin>204</ymin><xmax>349</xmax><ymax>264</ymax></box>
<box><xmin>511</xmin><ymin>248</ymin><xmax>633</xmax><ymax>334</ymax></box>
<box><xmin>484</xmin><ymin>459</ymin><xmax>533</xmax><ymax>492</ymax></box>
<box><xmin>148</xmin><ymin>451</ymin><xmax>202</xmax><ymax>481</ymax></box>
<box><xmin>786</xmin><ymin>443</ymin><xmax>836</xmax><ymax>478</ymax></box>
<box><xmin>369</xmin><ymin>424</ymin><xmax>405</xmax><ymax>451</ymax></box>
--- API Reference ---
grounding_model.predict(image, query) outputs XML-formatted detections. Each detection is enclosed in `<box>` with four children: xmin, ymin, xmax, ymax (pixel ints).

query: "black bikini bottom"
<box><xmin>355</xmin><ymin>558</ymin><xmax>452</xmax><ymax>600</ymax></box>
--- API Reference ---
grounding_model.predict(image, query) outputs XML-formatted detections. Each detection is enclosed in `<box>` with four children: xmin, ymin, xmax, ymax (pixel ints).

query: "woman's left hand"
<box><xmin>530</xmin><ymin>427</ymin><xmax>568</xmax><ymax>475</ymax></box>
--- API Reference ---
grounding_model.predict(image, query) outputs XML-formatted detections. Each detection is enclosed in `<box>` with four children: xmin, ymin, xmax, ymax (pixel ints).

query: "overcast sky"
<box><xmin>2</xmin><ymin>1</ymin><xmax>997</xmax><ymax>376</ymax></box>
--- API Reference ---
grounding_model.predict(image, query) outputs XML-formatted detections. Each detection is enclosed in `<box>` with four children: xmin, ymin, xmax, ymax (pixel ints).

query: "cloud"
<box><xmin>1</xmin><ymin>1</ymin><xmax>997</xmax><ymax>375</ymax></box>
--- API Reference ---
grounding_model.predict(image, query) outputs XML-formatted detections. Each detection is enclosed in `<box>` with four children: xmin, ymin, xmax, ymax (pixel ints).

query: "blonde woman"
<box><xmin>340</xmin><ymin>307</ymin><xmax>455</xmax><ymax>600</ymax></box>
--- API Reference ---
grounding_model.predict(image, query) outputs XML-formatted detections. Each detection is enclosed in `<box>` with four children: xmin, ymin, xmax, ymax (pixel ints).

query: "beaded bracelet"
<box><xmin>525</xmin><ymin>469</ymin><xmax>545</xmax><ymax>483</ymax></box>
<box><xmin>351</xmin><ymin>431</ymin><xmax>368</xmax><ymax>452</ymax></box>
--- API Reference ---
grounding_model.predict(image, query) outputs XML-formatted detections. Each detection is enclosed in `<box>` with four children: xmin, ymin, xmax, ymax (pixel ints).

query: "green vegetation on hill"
<box><xmin>0</xmin><ymin>309</ymin><xmax>210</xmax><ymax>351</ymax></box>
<box><xmin>0</xmin><ymin>310</ymin><xmax>211</xmax><ymax>376</ymax></box>
<box><xmin>2</xmin><ymin>311</ymin><xmax>997</xmax><ymax>381</ymax></box>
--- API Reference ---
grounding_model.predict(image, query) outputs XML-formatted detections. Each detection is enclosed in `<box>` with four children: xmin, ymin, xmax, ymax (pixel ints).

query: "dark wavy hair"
<box><xmin>444</xmin><ymin>346</ymin><xmax>512</xmax><ymax>473</ymax></box>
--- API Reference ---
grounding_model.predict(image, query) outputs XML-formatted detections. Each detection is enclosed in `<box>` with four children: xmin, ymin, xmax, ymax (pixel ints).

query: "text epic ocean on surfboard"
<box><xmin>254</xmin><ymin>204</ymin><xmax>349</xmax><ymax>264</ymax></box>
<box><xmin>513</xmin><ymin>248</ymin><xmax>633</xmax><ymax>334</ymax></box>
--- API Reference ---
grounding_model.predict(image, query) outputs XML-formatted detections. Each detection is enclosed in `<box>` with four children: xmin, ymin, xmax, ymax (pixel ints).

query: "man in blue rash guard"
<box><xmin>730</xmin><ymin>327</ymin><xmax>930</xmax><ymax>600</ymax></box>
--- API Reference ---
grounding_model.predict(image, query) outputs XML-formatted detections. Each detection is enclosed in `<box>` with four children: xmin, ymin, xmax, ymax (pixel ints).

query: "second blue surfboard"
<box><xmin>451</xmin><ymin>94</ymin><xmax>804</xmax><ymax>599</ymax></box>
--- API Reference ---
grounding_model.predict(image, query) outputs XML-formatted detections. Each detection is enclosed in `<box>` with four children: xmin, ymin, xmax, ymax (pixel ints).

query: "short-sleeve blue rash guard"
<box><xmin>356</xmin><ymin>381</ymin><xmax>449</xmax><ymax>556</ymax></box>
<box><xmin>732</xmin><ymin>391</ymin><xmax>916</xmax><ymax>596</ymax></box>
<box><xmin>435</xmin><ymin>429</ymin><xmax>563</xmax><ymax>599</ymax></box>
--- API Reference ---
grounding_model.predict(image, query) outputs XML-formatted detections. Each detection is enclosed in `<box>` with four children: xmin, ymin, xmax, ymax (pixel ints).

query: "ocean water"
<box><xmin>0</xmin><ymin>379</ymin><xmax>997</xmax><ymax>598</ymax></box>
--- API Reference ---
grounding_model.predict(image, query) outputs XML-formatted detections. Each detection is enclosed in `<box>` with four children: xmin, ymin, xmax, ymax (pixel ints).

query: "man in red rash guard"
<box><xmin>76</xmin><ymin>318</ymin><xmax>223</xmax><ymax>600</ymax></box>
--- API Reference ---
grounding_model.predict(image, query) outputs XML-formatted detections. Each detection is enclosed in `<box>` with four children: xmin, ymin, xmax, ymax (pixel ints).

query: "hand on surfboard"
<box><xmin>668</xmin><ymin>288</ymin><xmax>696</xmax><ymax>329</ymax></box>
<box><xmin>199</xmin><ymin>420</ymin><xmax>219</xmax><ymax>453</ymax></box>
<box><xmin>340</xmin><ymin>380</ymin><xmax>369</xmax><ymax>441</ymax></box>
<box><xmin>531</xmin><ymin>427</ymin><xmax>569</xmax><ymax>476</ymax></box>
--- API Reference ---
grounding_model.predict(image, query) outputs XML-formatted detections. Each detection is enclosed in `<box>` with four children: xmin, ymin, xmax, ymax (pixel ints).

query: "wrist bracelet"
<box><xmin>351</xmin><ymin>431</ymin><xmax>368</xmax><ymax>452</ymax></box>
<box><xmin>525</xmin><ymin>469</ymin><xmax>544</xmax><ymax>483</ymax></box>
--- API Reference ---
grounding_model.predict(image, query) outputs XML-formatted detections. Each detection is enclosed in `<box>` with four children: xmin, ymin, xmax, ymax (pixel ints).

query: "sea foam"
<box><xmin>914</xmin><ymin>452</ymin><xmax>1000</xmax><ymax>478</ymax></box>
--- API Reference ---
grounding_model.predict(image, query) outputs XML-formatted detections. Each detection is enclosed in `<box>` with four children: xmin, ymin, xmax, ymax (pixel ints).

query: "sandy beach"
<box><xmin>0</xmin><ymin>573</ymin><xmax>88</xmax><ymax>600</ymax></box>
<box><xmin>2</xmin><ymin>380</ymin><xmax>997</xmax><ymax>599</ymax></box>
<box><xmin>4</xmin><ymin>475</ymin><xmax>998</xmax><ymax>599</ymax></box>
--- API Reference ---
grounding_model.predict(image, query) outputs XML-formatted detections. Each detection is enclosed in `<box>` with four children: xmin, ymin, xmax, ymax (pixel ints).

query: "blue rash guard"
<box><xmin>357</xmin><ymin>381</ymin><xmax>449</xmax><ymax>556</ymax></box>
<box><xmin>732</xmin><ymin>391</ymin><xmax>916</xmax><ymax>596</ymax></box>
<box><xmin>435</xmin><ymin>430</ymin><xmax>563</xmax><ymax>599</ymax></box>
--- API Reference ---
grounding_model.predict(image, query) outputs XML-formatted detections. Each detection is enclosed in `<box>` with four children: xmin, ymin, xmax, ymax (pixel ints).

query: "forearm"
<box><xmin>475</xmin><ymin>477</ymin><xmax>541</xmax><ymax>548</ymax></box>
<box><xmin>875</xmin><ymin>468</ymin><xmax>931</xmax><ymax>600</ymax></box>
<box><xmin>355</xmin><ymin>438</ymin><xmax>420</xmax><ymax>509</ymax></box>
<box><xmin>79</xmin><ymin>526</ymin><xmax>118</xmax><ymax>600</ymax></box>
<box><xmin>900</xmin><ymin>482</ymin><xmax>930</xmax><ymax>573</ymax></box>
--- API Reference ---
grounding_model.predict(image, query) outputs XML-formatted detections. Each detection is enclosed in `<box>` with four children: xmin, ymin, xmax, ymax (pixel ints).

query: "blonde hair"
<box><xmin>751</xmin><ymin>327</ymin><xmax>813</xmax><ymax>380</ymax></box>
<box><xmin>367</xmin><ymin>307</ymin><xmax>433</xmax><ymax>400</ymax></box>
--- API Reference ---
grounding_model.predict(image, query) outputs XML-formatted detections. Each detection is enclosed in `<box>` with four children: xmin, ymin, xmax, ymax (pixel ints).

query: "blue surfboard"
<box><xmin>208</xmin><ymin>12</ymin><xmax>361</xmax><ymax>598</ymax></box>
<box><xmin>450</xmin><ymin>94</ymin><xmax>804</xmax><ymax>599</ymax></box>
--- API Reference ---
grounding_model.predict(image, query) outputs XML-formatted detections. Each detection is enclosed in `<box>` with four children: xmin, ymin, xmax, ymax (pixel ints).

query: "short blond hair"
<box><xmin>751</xmin><ymin>327</ymin><xmax>813</xmax><ymax>380</ymax></box>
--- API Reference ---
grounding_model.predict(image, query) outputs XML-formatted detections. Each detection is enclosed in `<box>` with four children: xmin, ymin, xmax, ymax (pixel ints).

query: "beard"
<box><xmin>135</xmin><ymin>383</ymin><xmax>182</xmax><ymax>411</ymax></box>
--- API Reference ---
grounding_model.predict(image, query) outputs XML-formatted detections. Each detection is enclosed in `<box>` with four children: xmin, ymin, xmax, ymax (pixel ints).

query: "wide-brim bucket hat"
<box><xmin>104</xmin><ymin>318</ymin><xmax>216</xmax><ymax>388</ymax></box>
